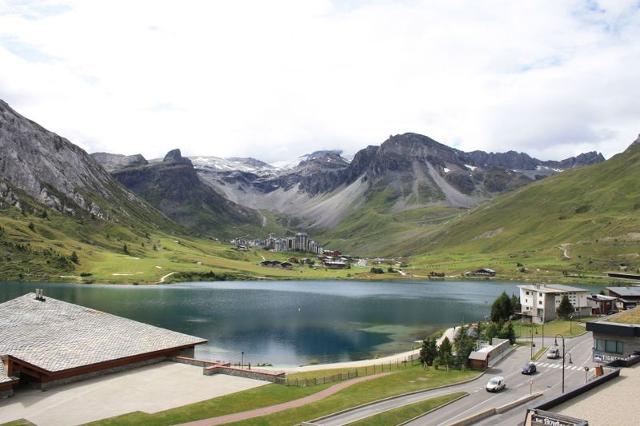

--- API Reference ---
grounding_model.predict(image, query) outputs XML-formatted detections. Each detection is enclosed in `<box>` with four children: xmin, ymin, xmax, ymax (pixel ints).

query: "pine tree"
<box><xmin>498</xmin><ymin>321</ymin><xmax>516</xmax><ymax>344</ymax></box>
<box><xmin>454</xmin><ymin>326</ymin><xmax>476</xmax><ymax>367</ymax></box>
<box><xmin>123</xmin><ymin>243</ymin><xmax>129</xmax><ymax>255</ymax></box>
<box><xmin>438</xmin><ymin>337</ymin><xmax>453</xmax><ymax>371</ymax></box>
<box><xmin>420</xmin><ymin>338</ymin><xmax>438</xmax><ymax>367</ymax></box>
<box><xmin>511</xmin><ymin>294</ymin><xmax>521</xmax><ymax>312</ymax></box>
<box><xmin>491</xmin><ymin>292</ymin><xmax>513</xmax><ymax>322</ymax></box>
<box><xmin>557</xmin><ymin>294</ymin><xmax>573</xmax><ymax>319</ymax></box>
<box><xmin>70</xmin><ymin>251</ymin><xmax>79</xmax><ymax>264</ymax></box>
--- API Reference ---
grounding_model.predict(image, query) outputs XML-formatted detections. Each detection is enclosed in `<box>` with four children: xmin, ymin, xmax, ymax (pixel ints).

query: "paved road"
<box><xmin>314</xmin><ymin>333</ymin><xmax>595</xmax><ymax>426</ymax></box>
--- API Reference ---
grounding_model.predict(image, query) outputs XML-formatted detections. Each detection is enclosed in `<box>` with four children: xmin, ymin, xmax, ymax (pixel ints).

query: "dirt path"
<box><xmin>559</xmin><ymin>243</ymin><xmax>571</xmax><ymax>260</ymax></box>
<box><xmin>159</xmin><ymin>272</ymin><xmax>176</xmax><ymax>283</ymax></box>
<box><xmin>178</xmin><ymin>373</ymin><xmax>389</xmax><ymax>426</ymax></box>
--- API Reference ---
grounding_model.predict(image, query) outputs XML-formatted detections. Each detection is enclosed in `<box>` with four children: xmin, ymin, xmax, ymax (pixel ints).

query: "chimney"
<box><xmin>34</xmin><ymin>289</ymin><xmax>46</xmax><ymax>301</ymax></box>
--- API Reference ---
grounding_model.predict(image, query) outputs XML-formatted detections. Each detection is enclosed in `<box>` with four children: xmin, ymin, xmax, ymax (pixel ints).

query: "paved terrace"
<box><xmin>0</xmin><ymin>361</ymin><xmax>270</xmax><ymax>426</ymax></box>
<box><xmin>0</xmin><ymin>293</ymin><xmax>206</xmax><ymax>372</ymax></box>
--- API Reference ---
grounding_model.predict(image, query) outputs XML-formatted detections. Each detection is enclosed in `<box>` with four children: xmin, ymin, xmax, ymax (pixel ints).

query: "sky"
<box><xmin>1</xmin><ymin>0</ymin><xmax>639</xmax><ymax>163</ymax></box>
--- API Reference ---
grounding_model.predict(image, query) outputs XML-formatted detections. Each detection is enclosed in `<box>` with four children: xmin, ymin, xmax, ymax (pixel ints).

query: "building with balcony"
<box><xmin>518</xmin><ymin>284</ymin><xmax>590</xmax><ymax>324</ymax></box>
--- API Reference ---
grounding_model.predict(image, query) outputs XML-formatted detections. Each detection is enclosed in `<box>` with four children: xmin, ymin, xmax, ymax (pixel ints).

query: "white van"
<box><xmin>486</xmin><ymin>376</ymin><xmax>506</xmax><ymax>392</ymax></box>
<box><xmin>547</xmin><ymin>346</ymin><xmax>560</xmax><ymax>359</ymax></box>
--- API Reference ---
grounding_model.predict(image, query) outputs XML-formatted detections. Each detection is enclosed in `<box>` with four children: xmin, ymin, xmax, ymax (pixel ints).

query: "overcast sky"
<box><xmin>1</xmin><ymin>0</ymin><xmax>639</xmax><ymax>163</ymax></box>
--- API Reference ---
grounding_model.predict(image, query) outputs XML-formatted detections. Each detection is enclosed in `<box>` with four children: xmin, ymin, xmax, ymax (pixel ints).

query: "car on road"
<box><xmin>547</xmin><ymin>346</ymin><xmax>560</xmax><ymax>359</ymax></box>
<box><xmin>521</xmin><ymin>362</ymin><xmax>537</xmax><ymax>375</ymax></box>
<box><xmin>486</xmin><ymin>376</ymin><xmax>506</xmax><ymax>392</ymax></box>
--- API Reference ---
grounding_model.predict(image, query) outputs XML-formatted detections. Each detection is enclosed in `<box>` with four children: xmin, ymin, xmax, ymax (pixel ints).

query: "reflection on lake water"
<box><xmin>0</xmin><ymin>280</ymin><xmax>603</xmax><ymax>366</ymax></box>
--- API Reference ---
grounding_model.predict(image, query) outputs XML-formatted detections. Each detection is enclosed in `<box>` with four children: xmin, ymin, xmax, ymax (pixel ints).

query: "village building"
<box><xmin>323</xmin><ymin>260</ymin><xmax>349</xmax><ymax>269</ymax></box>
<box><xmin>587</xmin><ymin>294</ymin><xmax>619</xmax><ymax>315</ymax></box>
<box><xmin>586</xmin><ymin>306</ymin><xmax>640</xmax><ymax>365</ymax></box>
<box><xmin>606</xmin><ymin>286</ymin><xmax>640</xmax><ymax>310</ymax></box>
<box><xmin>467</xmin><ymin>338</ymin><xmax>511</xmax><ymax>369</ymax></box>
<box><xmin>465</xmin><ymin>268</ymin><xmax>496</xmax><ymax>277</ymax></box>
<box><xmin>0</xmin><ymin>291</ymin><xmax>206</xmax><ymax>396</ymax></box>
<box><xmin>518</xmin><ymin>284</ymin><xmax>590</xmax><ymax>324</ymax></box>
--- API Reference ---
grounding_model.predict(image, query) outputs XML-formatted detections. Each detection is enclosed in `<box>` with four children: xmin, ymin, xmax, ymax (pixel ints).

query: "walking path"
<box><xmin>159</xmin><ymin>271</ymin><xmax>176</xmax><ymax>283</ymax></box>
<box><xmin>178</xmin><ymin>373</ymin><xmax>388</xmax><ymax>426</ymax></box>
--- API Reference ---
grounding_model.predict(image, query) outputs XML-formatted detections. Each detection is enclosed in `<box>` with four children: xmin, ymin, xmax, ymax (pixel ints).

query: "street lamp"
<box><xmin>569</xmin><ymin>313</ymin><xmax>574</xmax><ymax>334</ymax></box>
<box><xmin>554</xmin><ymin>334</ymin><xmax>572</xmax><ymax>393</ymax></box>
<box><xmin>241</xmin><ymin>351</ymin><xmax>244</xmax><ymax>368</ymax></box>
<box><xmin>530</xmin><ymin>318</ymin><xmax>536</xmax><ymax>360</ymax></box>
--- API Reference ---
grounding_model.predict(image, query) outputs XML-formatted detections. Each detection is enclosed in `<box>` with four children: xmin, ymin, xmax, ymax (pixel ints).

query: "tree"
<box><xmin>490</xmin><ymin>292</ymin><xmax>513</xmax><ymax>322</ymax></box>
<box><xmin>123</xmin><ymin>243</ymin><xmax>129</xmax><ymax>255</ymax></box>
<box><xmin>69</xmin><ymin>251</ymin><xmax>79</xmax><ymax>264</ymax></box>
<box><xmin>28</xmin><ymin>222</ymin><xmax>35</xmax><ymax>231</ymax></box>
<box><xmin>454</xmin><ymin>326</ymin><xmax>476</xmax><ymax>367</ymax></box>
<box><xmin>557</xmin><ymin>294</ymin><xmax>573</xmax><ymax>320</ymax></box>
<box><xmin>483</xmin><ymin>321</ymin><xmax>501</xmax><ymax>342</ymax></box>
<box><xmin>419</xmin><ymin>338</ymin><xmax>438</xmax><ymax>367</ymax></box>
<box><xmin>511</xmin><ymin>294</ymin><xmax>521</xmax><ymax>312</ymax></box>
<box><xmin>438</xmin><ymin>337</ymin><xmax>453</xmax><ymax>371</ymax></box>
<box><xmin>498</xmin><ymin>321</ymin><xmax>516</xmax><ymax>344</ymax></box>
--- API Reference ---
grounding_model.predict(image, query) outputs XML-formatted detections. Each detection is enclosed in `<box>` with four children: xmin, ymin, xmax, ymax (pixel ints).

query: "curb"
<box><xmin>396</xmin><ymin>392</ymin><xmax>470</xmax><ymax>426</ymax></box>
<box><xmin>306</xmin><ymin>371</ymin><xmax>486</xmax><ymax>424</ymax></box>
<box><xmin>447</xmin><ymin>392</ymin><xmax>543</xmax><ymax>426</ymax></box>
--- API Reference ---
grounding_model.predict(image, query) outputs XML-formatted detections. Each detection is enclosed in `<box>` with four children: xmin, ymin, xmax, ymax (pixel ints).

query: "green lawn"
<box><xmin>0</xmin><ymin>421</ymin><xmax>36</xmax><ymax>426</ymax></box>
<box><xmin>285</xmin><ymin>361</ymin><xmax>411</xmax><ymax>382</ymax></box>
<box><xmin>87</xmin><ymin>383</ymin><xmax>330</xmax><ymax>426</ymax></box>
<box><xmin>229</xmin><ymin>366</ymin><xmax>478</xmax><ymax>426</ymax></box>
<box><xmin>348</xmin><ymin>392</ymin><xmax>468</xmax><ymax>426</ymax></box>
<box><xmin>89</xmin><ymin>365</ymin><xmax>477</xmax><ymax>426</ymax></box>
<box><xmin>513</xmin><ymin>319</ymin><xmax>586</xmax><ymax>338</ymax></box>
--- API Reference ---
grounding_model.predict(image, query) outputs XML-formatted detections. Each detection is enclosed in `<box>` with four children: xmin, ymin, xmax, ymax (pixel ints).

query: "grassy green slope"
<box><xmin>410</xmin><ymin>143</ymin><xmax>640</xmax><ymax>279</ymax></box>
<box><xmin>316</xmin><ymin>185</ymin><xmax>462</xmax><ymax>256</ymax></box>
<box><xmin>0</xmin><ymin>201</ymin><xmax>370</xmax><ymax>283</ymax></box>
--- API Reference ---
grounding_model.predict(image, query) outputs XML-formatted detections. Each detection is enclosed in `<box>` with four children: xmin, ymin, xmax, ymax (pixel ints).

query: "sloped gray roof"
<box><xmin>607</xmin><ymin>286</ymin><xmax>640</xmax><ymax>297</ymax></box>
<box><xmin>0</xmin><ymin>293</ymin><xmax>206</xmax><ymax>373</ymax></box>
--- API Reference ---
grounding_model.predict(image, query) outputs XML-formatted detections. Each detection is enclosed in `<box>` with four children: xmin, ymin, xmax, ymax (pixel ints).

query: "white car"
<box><xmin>486</xmin><ymin>376</ymin><xmax>506</xmax><ymax>392</ymax></box>
<box><xmin>547</xmin><ymin>346</ymin><xmax>560</xmax><ymax>359</ymax></box>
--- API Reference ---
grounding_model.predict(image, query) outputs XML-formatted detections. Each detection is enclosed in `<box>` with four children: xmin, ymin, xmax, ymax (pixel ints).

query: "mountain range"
<box><xmin>1</xmin><ymin>97</ymin><xmax>637</xmax><ymax>282</ymax></box>
<box><xmin>92</xmin><ymin>132</ymin><xmax>604</xmax><ymax>240</ymax></box>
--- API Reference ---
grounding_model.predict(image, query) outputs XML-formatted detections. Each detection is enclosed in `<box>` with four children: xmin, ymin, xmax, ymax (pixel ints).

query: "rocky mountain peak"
<box><xmin>163</xmin><ymin>149</ymin><xmax>192</xmax><ymax>166</ymax></box>
<box><xmin>227</xmin><ymin>157</ymin><xmax>274</xmax><ymax>169</ymax></box>
<box><xmin>91</xmin><ymin>152</ymin><xmax>148</xmax><ymax>172</ymax></box>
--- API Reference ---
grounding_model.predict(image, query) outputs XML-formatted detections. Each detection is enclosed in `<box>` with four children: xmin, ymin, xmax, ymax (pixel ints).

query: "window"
<box><xmin>604</xmin><ymin>339</ymin><xmax>623</xmax><ymax>354</ymax></box>
<box><xmin>595</xmin><ymin>339</ymin><xmax>605</xmax><ymax>351</ymax></box>
<box><xmin>526</xmin><ymin>291</ymin><xmax>530</xmax><ymax>296</ymax></box>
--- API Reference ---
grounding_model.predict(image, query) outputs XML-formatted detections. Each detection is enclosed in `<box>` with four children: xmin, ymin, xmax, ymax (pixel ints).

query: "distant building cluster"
<box><xmin>233</xmin><ymin>233</ymin><xmax>323</xmax><ymax>254</ymax></box>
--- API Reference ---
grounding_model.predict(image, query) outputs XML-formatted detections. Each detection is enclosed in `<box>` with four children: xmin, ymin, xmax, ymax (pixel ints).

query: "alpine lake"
<box><xmin>0</xmin><ymin>280</ymin><xmax>605</xmax><ymax>367</ymax></box>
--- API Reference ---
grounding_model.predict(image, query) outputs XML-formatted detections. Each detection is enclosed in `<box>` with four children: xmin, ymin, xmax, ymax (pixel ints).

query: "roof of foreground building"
<box><xmin>0</xmin><ymin>293</ymin><xmax>206</xmax><ymax>373</ymax></box>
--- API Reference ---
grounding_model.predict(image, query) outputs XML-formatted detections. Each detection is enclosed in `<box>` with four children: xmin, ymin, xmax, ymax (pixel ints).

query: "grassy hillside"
<box><xmin>408</xmin><ymin>142</ymin><xmax>640</xmax><ymax>280</ymax></box>
<box><xmin>315</xmin><ymin>183</ymin><xmax>462</xmax><ymax>256</ymax></box>
<box><xmin>0</xmin><ymin>201</ymin><xmax>376</xmax><ymax>283</ymax></box>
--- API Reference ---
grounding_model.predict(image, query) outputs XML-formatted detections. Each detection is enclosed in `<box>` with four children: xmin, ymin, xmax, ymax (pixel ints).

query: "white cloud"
<box><xmin>0</xmin><ymin>0</ymin><xmax>639</xmax><ymax>162</ymax></box>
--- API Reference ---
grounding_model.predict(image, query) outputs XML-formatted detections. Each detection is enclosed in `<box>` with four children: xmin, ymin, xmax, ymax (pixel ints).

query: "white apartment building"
<box><xmin>519</xmin><ymin>284</ymin><xmax>590</xmax><ymax>324</ymax></box>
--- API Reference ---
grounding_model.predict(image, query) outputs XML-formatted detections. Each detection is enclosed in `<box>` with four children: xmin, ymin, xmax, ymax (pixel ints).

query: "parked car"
<box><xmin>521</xmin><ymin>362</ymin><xmax>537</xmax><ymax>375</ymax></box>
<box><xmin>547</xmin><ymin>346</ymin><xmax>560</xmax><ymax>359</ymax></box>
<box><xmin>485</xmin><ymin>376</ymin><xmax>506</xmax><ymax>392</ymax></box>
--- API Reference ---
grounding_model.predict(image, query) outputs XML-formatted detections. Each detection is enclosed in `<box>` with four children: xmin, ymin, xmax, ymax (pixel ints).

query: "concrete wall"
<box><xmin>487</xmin><ymin>338</ymin><xmax>511</xmax><ymax>367</ymax></box>
<box><xmin>204</xmin><ymin>365</ymin><xmax>285</xmax><ymax>383</ymax></box>
<box><xmin>0</xmin><ymin>384</ymin><xmax>13</xmax><ymax>399</ymax></box>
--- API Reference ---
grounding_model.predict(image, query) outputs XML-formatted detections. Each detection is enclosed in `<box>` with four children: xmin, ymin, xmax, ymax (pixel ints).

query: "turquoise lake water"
<box><xmin>0</xmin><ymin>280</ymin><xmax>603</xmax><ymax>366</ymax></box>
